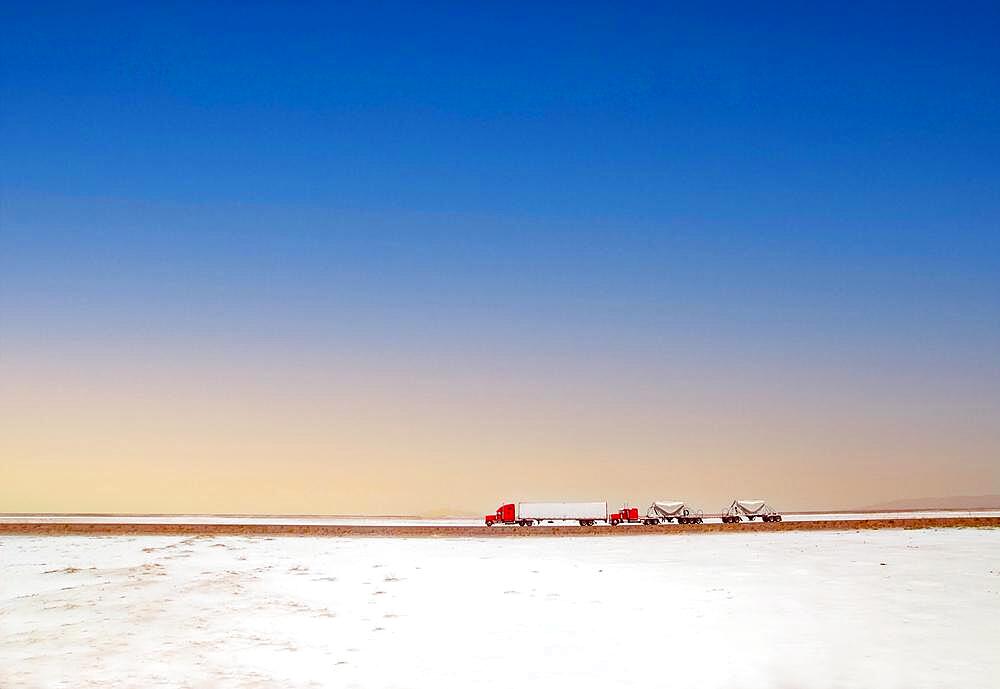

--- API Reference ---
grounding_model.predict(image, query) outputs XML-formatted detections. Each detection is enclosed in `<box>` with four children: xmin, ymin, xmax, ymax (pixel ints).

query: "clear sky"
<box><xmin>2</xmin><ymin>3</ymin><xmax>998</xmax><ymax>514</ymax></box>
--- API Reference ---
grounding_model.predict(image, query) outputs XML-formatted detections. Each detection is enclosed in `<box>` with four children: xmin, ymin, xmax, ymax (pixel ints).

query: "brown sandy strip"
<box><xmin>0</xmin><ymin>517</ymin><xmax>998</xmax><ymax>537</ymax></box>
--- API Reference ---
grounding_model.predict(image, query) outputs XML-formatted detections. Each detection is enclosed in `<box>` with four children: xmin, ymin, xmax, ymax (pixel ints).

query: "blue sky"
<box><xmin>2</xmin><ymin>2</ymin><xmax>998</xmax><ymax>511</ymax></box>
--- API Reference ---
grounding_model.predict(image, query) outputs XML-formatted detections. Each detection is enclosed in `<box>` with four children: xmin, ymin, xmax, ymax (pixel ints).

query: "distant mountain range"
<box><xmin>859</xmin><ymin>495</ymin><xmax>1000</xmax><ymax>511</ymax></box>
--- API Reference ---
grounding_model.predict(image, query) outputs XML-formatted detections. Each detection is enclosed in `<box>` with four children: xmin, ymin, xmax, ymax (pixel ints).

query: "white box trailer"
<box><xmin>519</xmin><ymin>501</ymin><xmax>608</xmax><ymax>525</ymax></box>
<box><xmin>484</xmin><ymin>501</ymin><xmax>609</xmax><ymax>526</ymax></box>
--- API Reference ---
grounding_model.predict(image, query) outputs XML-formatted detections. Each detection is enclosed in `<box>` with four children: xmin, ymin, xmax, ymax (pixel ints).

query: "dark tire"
<box><xmin>775</xmin><ymin>515</ymin><xmax>782</xmax><ymax>522</ymax></box>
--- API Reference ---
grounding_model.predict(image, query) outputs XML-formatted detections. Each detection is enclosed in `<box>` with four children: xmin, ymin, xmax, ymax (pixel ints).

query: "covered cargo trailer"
<box><xmin>721</xmin><ymin>499</ymin><xmax>782</xmax><ymax>523</ymax></box>
<box><xmin>647</xmin><ymin>500</ymin><xmax>704</xmax><ymax>524</ymax></box>
<box><xmin>485</xmin><ymin>501</ymin><xmax>608</xmax><ymax>526</ymax></box>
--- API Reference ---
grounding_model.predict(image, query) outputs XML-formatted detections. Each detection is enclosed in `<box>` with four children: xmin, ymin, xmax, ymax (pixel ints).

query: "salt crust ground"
<box><xmin>2</xmin><ymin>528</ymin><xmax>998</xmax><ymax>689</ymax></box>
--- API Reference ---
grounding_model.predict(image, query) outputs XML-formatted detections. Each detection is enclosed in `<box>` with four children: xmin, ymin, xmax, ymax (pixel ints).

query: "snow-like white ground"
<box><xmin>2</xmin><ymin>529</ymin><xmax>998</xmax><ymax>689</ymax></box>
<box><xmin>2</xmin><ymin>509</ymin><xmax>999</xmax><ymax>526</ymax></box>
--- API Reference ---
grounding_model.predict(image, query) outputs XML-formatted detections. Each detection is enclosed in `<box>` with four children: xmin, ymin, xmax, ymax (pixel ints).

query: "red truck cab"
<box><xmin>609</xmin><ymin>506</ymin><xmax>640</xmax><ymax>526</ymax></box>
<box><xmin>485</xmin><ymin>503</ymin><xmax>516</xmax><ymax>526</ymax></box>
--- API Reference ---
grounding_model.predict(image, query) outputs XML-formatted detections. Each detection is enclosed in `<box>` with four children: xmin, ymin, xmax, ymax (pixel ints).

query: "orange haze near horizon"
<box><xmin>3</xmin><ymin>344</ymin><xmax>996</xmax><ymax>515</ymax></box>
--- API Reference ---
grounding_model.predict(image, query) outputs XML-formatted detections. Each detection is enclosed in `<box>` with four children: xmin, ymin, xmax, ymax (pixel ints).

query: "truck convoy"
<box><xmin>485</xmin><ymin>499</ymin><xmax>740</xmax><ymax>526</ymax></box>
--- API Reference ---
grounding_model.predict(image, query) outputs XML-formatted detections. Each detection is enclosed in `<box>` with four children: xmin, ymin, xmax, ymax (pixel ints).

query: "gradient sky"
<box><xmin>2</xmin><ymin>3</ymin><xmax>998</xmax><ymax>514</ymax></box>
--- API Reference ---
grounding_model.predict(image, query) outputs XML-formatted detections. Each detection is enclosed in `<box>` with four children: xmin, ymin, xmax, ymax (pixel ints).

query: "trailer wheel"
<box><xmin>775</xmin><ymin>515</ymin><xmax>782</xmax><ymax>522</ymax></box>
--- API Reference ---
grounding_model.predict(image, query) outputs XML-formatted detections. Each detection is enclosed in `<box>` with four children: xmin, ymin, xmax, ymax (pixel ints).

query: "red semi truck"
<box><xmin>609</xmin><ymin>502</ymin><xmax>704</xmax><ymax>525</ymax></box>
<box><xmin>485</xmin><ymin>501</ymin><xmax>609</xmax><ymax>526</ymax></box>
